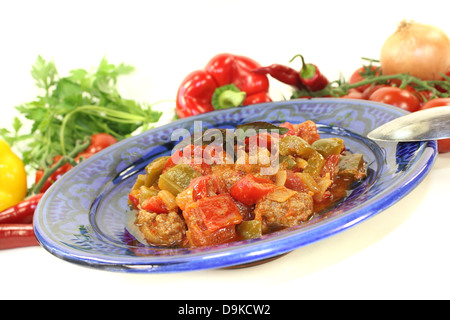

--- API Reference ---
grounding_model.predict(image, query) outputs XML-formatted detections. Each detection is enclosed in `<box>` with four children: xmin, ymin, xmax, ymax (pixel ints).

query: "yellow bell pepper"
<box><xmin>0</xmin><ymin>140</ymin><xmax>27</xmax><ymax>212</ymax></box>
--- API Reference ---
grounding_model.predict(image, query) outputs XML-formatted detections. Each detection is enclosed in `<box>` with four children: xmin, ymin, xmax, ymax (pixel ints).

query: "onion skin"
<box><xmin>380</xmin><ymin>20</ymin><xmax>450</xmax><ymax>81</ymax></box>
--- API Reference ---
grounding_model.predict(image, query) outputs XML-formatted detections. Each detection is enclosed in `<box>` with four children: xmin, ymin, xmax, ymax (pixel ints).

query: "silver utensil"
<box><xmin>367</xmin><ymin>106</ymin><xmax>450</xmax><ymax>142</ymax></box>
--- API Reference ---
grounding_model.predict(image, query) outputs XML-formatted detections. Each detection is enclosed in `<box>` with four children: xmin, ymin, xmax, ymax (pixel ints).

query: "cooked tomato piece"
<box><xmin>163</xmin><ymin>144</ymin><xmax>215</xmax><ymax>175</ymax></box>
<box><xmin>230</xmin><ymin>174</ymin><xmax>275</xmax><ymax>206</ymax></box>
<box><xmin>189</xmin><ymin>175</ymin><xmax>227</xmax><ymax>201</ymax></box>
<box><xmin>284</xmin><ymin>170</ymin><xmax>309</xmax><ymax>193</ymax></box>
<box><xmin>320</xmin><ymin>154</ymin><xmax>340</xmax><ymax>180</ymax></box>
<box><xmin>197</xmin><ymin>193</ymin><xmax>242</xmax><ymax>232</ymax></box>
<box><xmin>296</xmin><ymin>120</ymin><xmax>320</xmax><ymax>144</ymax></box>
<box><xmin>128</xmin><ymin>189</ymin><xmax>140</xmax><ymax>209</ymax></box>
<box><xmin>279</xmin><ymin>122</ymin><xmax>296</xmax><ymax>137</ymax></box>
<box><xmin>244</xmin><ymin>132</ymin><xmax>274</xmax><ymax>151</ymax></box>
<box><xmin>278</xmin><ymin>120</ymin><xmax>320</xmax><ymax>144</ymax></box>
<box><xmin>183</xmin><ymin>201</ymin><xmax>239</xmax><ymax>247</ymax></box>
<box><xmin>141</xmin><ymin>195</ymin><xmax>169</xmax><ymax>214</ymax></box>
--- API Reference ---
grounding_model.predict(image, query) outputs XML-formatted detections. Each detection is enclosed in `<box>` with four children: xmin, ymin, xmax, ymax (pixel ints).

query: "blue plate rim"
<box><xmin>33</xmin><ymin>98</ymin><xmax>438</xmax><ymax>273</ymax></box>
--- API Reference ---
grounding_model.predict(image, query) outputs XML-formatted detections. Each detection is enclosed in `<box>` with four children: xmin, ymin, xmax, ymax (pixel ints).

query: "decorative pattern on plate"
<box><xmin>34</xmin><ymin>98</ymin><xmax>437</xmax><ymax>272</ymax></box>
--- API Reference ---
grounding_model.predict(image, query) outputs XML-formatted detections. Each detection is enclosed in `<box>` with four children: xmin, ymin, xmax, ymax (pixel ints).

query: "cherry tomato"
<box><xmin>369</xmin><ymin>87</ymin><xmax>421</xmax><ymax>112</ymax></box>
<box><xmin>84</xmin><ymin>133</ymin><xmax>118</xmax><ymax>154</ymax></box>
<box><xmin>419</xmin><ymin>98</ymin><xmax>450</xmax><ymax>153</ymax></box>
<box><xmin>415</xmin><ymin>90</ymin><xmax>434</xmax><ymax>105</ymax></box>
<box><xmin>386</xmin><ymin>79</ymin><xmax>417</xmax><ymax>93</ymax></box>
<box><xmin>420</xmin><ymin>97</ymin><xmax>450</xmax><ymax>110</ymax></box>
<box><xmin>362</xmin><ymin>84</ymin><xmax>387</xmax><ymax>99</ymax></box>
<box><xmin>341</xmin><ymin>88</ymin><xmax>364</xmax><ymax>100</ymax></box>
<box><xmin>349</xmin><ymin>66</ymin><xmax>379</xmax><ymax>93</ymax></box>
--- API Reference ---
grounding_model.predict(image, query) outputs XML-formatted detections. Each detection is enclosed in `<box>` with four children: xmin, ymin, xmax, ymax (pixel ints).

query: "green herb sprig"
<box><xmin>1</xmin><ymin>55</ymin><xmax>162</xmax><ymax>181</ymax></box>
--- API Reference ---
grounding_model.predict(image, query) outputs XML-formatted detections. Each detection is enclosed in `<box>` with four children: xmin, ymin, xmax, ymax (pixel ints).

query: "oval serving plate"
<box><xmin>33</xmin><ymin>98</ymin><xmax>437</xmax><ymax>273</ymax></box>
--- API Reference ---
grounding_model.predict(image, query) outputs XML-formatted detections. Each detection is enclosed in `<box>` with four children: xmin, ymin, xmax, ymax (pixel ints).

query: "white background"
<box><xmin>1</xmin><ymin>0</ymin><xmax>450</xmax><ymax>300</ymax></box>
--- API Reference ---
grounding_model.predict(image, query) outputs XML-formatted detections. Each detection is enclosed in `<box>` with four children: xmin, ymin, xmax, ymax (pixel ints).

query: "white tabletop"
<box><xmin>1</xmin><ymin>0</ymin><xmax>449</xmax><ymax>300</ymax></box>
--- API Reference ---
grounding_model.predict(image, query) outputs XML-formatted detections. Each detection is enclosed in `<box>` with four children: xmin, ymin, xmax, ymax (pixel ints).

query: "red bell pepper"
<box><xmin>176</xmin><ymin>53</ymin><xmax>272</xmax><ymax>118</ymax></box>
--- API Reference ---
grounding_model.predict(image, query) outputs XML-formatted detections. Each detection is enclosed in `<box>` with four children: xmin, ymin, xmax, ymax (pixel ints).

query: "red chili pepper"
<box><xmin>291</xmin><ymin>54</ymin><xmax>329</xmax><ymax>91</ymax></box>
<box><xmin>252</xmin><ymin>64</ymin><xmax>306</xmax><ymax>90</ymax></box>
<box><xmin>0</xmin><ymin>193</ymin><xmax>44</xmax><ymax>224</ymax></box>
<box><xmin>0</xmin><ymin>224</ymin><xmax>39</xmax><ymax>250</ymax></box>
<box><xmin>176</xmin><ymin>53</ymin><xmax>272</xmax><ymax>119</ymax></box>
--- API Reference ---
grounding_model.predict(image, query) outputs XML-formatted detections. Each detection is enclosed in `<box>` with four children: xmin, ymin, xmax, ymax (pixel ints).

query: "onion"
<box><xmin>380</xmin><ymin>20</ymin><xmax>450</xmax><ymax>80</ymax></box>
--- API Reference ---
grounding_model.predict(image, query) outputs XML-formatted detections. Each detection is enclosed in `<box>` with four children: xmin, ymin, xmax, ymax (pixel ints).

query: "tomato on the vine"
<box><xmin>420</xmin><ymin>98</ymin><xmax>450</xmax><ymax>153</ymax></box>
<box><xmin>420</xmin><ymin>97</ymin><xmax>450</xmax><ymax>110</ymax></box>
<box><xmin>369</xmin><ymin>87</ymin><xmax>421</xmax><ymax>112</ymax></box>
<box><xmin>349</xmin><ymin>66</ymin><xmax>380</xmax><ymax>93</ymax></box>
<box><xmin>362</xmin><ymin>84</ymin><xmax>388</xmax><ymax>99</ymax></box>
<box><xmin>340</xmin><ymin>88</ymin><xmax>364</xmax><ymax>99</ymax></box>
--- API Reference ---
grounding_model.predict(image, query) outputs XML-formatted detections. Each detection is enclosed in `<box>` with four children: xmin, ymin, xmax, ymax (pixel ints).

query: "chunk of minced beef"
<box><xmin>136</xmin><ymin>210</ymin><xmax>186</xmax><ymax>246</ymax></box>
<box><xmin>254</xmin><ymin>187</ymin><xmax>313</xmax><ymax>232</ymax></box>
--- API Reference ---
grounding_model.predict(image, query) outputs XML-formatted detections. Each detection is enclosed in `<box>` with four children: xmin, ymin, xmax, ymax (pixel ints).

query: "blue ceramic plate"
<box><xmin>33</xmin><ymin>98</ymin><xmax>437</xmax><ymax>273</ymax></box>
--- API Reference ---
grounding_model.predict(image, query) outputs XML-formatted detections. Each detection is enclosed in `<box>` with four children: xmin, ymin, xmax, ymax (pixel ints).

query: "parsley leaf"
<box><xmin>1</xmin><ymin>55</ymin><xmax>162</xmax><ymax>173</ymax></box>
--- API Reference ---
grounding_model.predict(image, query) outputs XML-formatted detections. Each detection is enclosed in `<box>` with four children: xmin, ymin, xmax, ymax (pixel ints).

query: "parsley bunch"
<box><xmin>1</xmin><ymin>56</ymin><xmax>162</xmax><ymax>173</ymax></box>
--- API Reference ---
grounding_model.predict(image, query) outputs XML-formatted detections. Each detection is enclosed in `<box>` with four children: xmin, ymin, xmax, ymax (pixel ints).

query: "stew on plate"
<box><xmin>128</xmin><ymin>120</ymin><xmax>367</xmax><ymax>248</ymax></box>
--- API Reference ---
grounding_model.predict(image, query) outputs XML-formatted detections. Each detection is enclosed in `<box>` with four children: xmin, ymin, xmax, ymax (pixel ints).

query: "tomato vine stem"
<box><xmin>292</xmin><ymin>72</ymin><xmax>450</xmax><ymax>99</ymax></box>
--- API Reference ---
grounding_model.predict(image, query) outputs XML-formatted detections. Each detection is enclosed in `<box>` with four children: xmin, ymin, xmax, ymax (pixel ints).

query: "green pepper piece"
<box><xmin>138</xmin><ymin>185</ymin><xmax>160</xmax><ymax>206</ymax></box>
<box><xmin>279</xmin><ymin>135</ymin><xmax>315</xmax><ymax>157</ymax></box>
<box><xmin>144</xmin><ymin>156</ymin><xmax>169</xmax><ymax>187</ymax></box>
<box><xmin>303</xmin><ymin>150</ymin><xmax>325</xmax><ymax>177</ymax></box>
<box><xmin>237</xmin><ymin>220</ymin><xmax>262</xmax><ymax>239</ymax></box>
<box><xmin>279</xmin><ymin>155</ymin><xmax>297</xmax><ymax>170</ymax></box>
<box><xmin>130</xmin><ymin>174</ymin><xmax>146</xmax><ymax>192</ymax></box>
<box><xmin>158</xmin><ymin>164</ymin><xmax>201</xmax><ymax>195</ymax></box>
<box><xmin>338</xmin><ymin>153</ymin><xmax>366</xmax><ymax>180</ymax></box>
<box><xmin>312</xmin><ymin>138</ymin><xmax>345</xmax><ymax>158</ymax></box>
